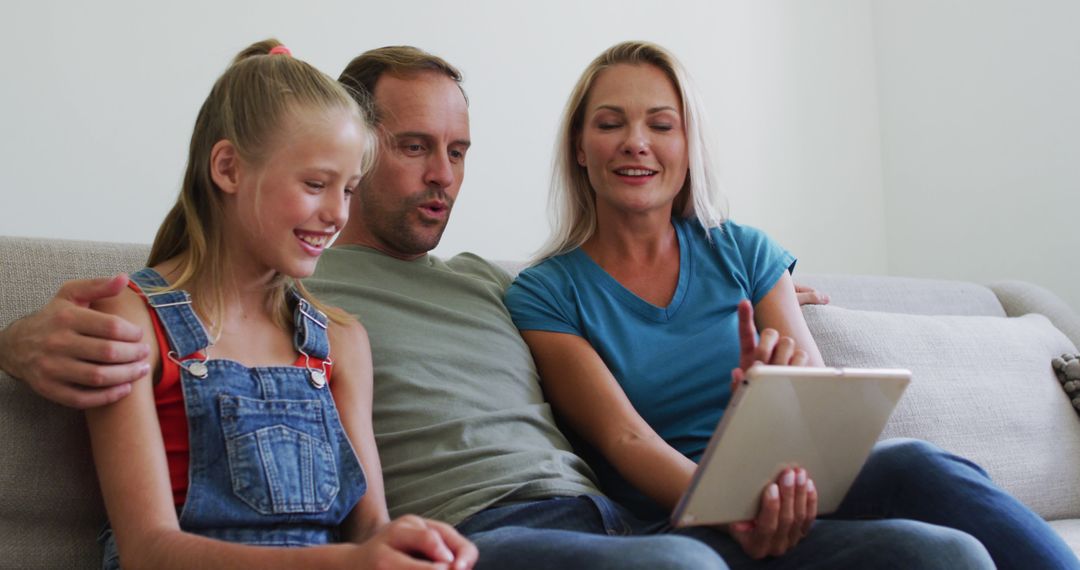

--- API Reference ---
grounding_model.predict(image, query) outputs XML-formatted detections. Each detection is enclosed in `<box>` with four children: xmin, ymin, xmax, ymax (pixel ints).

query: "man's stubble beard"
<box><xmin>357</xmin><ymin>186</ymin><xmax>454</xmax><ymax>257</ymax></box>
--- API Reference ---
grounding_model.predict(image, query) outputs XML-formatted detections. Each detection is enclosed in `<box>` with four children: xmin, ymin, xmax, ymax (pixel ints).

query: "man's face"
<box><xmin>342</xmin><ymin>71</ymin><xmax>471</xmax><ymax>260</ymax></box>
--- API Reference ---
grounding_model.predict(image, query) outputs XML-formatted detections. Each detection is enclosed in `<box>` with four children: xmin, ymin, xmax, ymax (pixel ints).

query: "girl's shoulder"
<box><xmin>91</xmin><ymin>279</ymin><xmax>155</xmax><ymax>329</ymax></box>
<box><xmin>103</xmin><ymin>263</ymin><xmax>186</xmax><ymax>325</ymax></box>
<box><xmin>326</xmin><ymin>313</ymin><xmax>370</xmax><ymax>368</ymax></box>
<box><xmin>325</xmin><ymin>312</ymin><xmax>372</xmax><ymax>391</ymax></box>
<box><xmin>327</xmin><ymin>313</ymin><xmax>368</xmax><ymax>348</ymax></box>
<box><xmin>89</xmin><ymin>277</ymin><xmax>164</xmax><ymax>379</ymax></box>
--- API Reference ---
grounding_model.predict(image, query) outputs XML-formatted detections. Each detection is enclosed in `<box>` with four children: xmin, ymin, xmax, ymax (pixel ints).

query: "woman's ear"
<box><xmin>576</xmin><ymin>136</ymin><xmax>587</xmax><ymax>167</ymax></box>
<box><xmin>209</xmin><ymin>140</ymin><xmax>241</xmax><ymax>195</ymax></box>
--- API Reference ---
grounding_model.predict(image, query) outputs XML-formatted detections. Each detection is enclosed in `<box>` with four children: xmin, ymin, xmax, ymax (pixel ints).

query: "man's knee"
<box><xmin>513</xmin><ymin>534</ymin><xmax>728</xmax><ymax>570</ymax></box>
<box><xmin>913</xmin><ymin>526</ymin><xmax>994</xmax><ymax>570</ymax></box>
<box><xmin>870</xmin><ymin>438</ymin><xmax>988</xmax><ymax>479</ymax></box>
<box><xmin>620</xmin><ymin>534</ymin><xmax>727</xmax><ymax>570</ymax></box>
<box><xmin>468</xmin><ymin>528</ymin><xmax>727</xmax><ymax>570</ymax></box>
<box><xmin>873</xmin><ymin>437</ymin><xmax>943</xmax><ymax>465</ymax></box>
<box><xmin>871</xmin><ymin>521</ymin><xmax>993</xmax><ymax>570</ymax></box>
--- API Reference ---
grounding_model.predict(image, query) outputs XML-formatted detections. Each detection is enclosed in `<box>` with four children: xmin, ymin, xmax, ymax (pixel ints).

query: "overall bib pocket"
<box><xmin>219</xmin><ymin>395</ymin><xmax>340</xmax><ymax>515</ymax></box>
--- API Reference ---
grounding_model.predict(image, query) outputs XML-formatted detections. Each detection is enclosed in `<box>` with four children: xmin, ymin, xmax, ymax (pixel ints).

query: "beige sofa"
<box><xmin>2</xmin><ymin>235</ymin><xmax>1079</xmax><ymax>568</ymax></box>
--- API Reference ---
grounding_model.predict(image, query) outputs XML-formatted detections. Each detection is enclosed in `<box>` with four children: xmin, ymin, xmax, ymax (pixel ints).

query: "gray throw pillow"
<box><xmin>802</xmin><ymin>305</ymin><xmax>1080</xmax><ymax>521</ymax></box>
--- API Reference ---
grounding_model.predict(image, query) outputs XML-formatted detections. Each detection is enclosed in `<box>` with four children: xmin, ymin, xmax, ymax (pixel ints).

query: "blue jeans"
<box><xmin>825</xmin><ymin>438</ymin><xmax>1078</xmax><ymax>570</ymax></box>
<box><xmin>457</xmin><ymin>495</ymin><xmax>726</xmax><ymax>570</ymax></box>
<box><xmin>458</xmin><ymin>439</ymin><xmax>1078</xmax><ymax>570</ymax></box>
<box><xmin>457</xmin><ymin>494</ymin><xmax>987</xmax><ymax>570</ymax></box>
<box><xmin>667</xmin><ymin>439</ymin><xmax>1077</xmax><ymax>570</ymax></box>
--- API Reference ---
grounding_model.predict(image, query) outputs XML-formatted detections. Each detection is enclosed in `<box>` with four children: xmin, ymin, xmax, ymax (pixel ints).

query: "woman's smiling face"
<box><xmin>577</xmin><ymin>63</ymin><xmax>688</xmax><ymax>218</ymax></box>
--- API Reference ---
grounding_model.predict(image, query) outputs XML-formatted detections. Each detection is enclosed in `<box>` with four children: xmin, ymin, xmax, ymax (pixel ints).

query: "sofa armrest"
<box><xmin>990</xmin><ymin>280</ymin><xmax>1080</xmax><ymax>351</ymax></box>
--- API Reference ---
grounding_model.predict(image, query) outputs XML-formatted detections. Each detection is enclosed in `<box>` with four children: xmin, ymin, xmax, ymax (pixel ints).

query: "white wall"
<box><xmin>872</xmin><ymin>0</ymin><xmax>1080</xmax><ymax>310</ymax></box>
<box><xmin>0</xmin><ymin>0</ymin><xmax>886</xmax><ymax>273</ymax></box>
<box><xmin>1</xmin><ymin>1</ymin><xmax>1074</xmax><ymax>310</ymax></box>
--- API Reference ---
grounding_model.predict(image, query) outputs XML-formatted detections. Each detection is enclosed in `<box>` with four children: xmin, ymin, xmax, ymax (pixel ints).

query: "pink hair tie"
<box><xmin>269</xmin><ymin>45</ymin><xmax>292</xmax><ymax>56</ymax></box>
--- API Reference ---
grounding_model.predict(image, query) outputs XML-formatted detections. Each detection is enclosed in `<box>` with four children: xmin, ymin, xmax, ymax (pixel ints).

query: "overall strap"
<box><xmin>128</xmin><ymin>268</ymin><xmax>211</xmax><ymax>358</ymax></box>
<box><xmin>290</xmin><ymin>291</ymin><xmax>330</xmax><ymax>360</ymax></box>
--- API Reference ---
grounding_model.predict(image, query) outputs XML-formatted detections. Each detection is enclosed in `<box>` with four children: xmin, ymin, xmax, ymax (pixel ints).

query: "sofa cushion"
<box><xmin>803</xmin><ymin>305</ymin><xmax>1080</xmax><ymax>521</ymax></box>
<box><xmin>0</xmin><ymin>373</ymin><xmax>102</xmax><ymax>569</ymax></box>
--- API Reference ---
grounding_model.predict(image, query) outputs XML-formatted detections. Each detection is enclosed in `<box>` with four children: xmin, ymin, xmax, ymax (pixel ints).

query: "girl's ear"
<box><xmin>210</xmin><ymin>140</ymin><xmax>241</xmax><ymax>195</ymax></box>
<box><xmin>576</xmin><ymin>135</ymin><xmax>587</xmax><ymax>167</ymax></box>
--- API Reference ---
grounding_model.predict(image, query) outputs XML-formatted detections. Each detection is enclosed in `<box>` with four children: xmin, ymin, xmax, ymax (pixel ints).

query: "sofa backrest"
<box><xmin>795</xmin><ymin>273</ymin><xmax>1007</xmax><ymax>317</ymax></box>
<box><xmin>0</xmin><ymin>236</ymin><xmax>150</xmax><ymax>569</ymax></box>
<box><xmin>3</xmin><ymin>235</ymin><xmax>1078</xmax><ymax>567</ymax></box>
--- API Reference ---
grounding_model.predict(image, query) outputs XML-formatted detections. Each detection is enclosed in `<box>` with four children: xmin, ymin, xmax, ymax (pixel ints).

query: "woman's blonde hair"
<box><xmin>537</xmin><ymin>41</ymin><xmax>727</xmax><ymax>261</ymax></box>
<box><xmin>147</xmin><ymin>38</ymin><xmax>376</xmax><ymax>332</ymax></box>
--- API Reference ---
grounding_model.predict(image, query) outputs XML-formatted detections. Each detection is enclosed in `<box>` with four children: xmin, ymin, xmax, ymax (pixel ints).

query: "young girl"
<box><xmin>87</xmin><ymin>39</ymin><xmax>476</xmax><ymax>569</ymax></box>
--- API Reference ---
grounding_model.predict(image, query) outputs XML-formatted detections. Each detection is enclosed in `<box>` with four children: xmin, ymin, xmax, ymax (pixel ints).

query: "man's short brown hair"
<box><xmin>338</xmin><ymin>46</ymin><xmax>466</xmax><ymax>124</ymax></box>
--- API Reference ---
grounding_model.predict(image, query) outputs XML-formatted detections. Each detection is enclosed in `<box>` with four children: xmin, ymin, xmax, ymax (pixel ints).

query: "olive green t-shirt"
<box><xmin>306</xmin><ymin>246</ymin><xmax>599</xmax><ymax>525</ymax></box>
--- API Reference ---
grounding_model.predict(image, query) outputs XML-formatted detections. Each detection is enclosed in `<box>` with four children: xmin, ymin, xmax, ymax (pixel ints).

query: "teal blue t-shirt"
<box><xmin>504</xmin><ymin>217</ymin><xmax>795</xmax><ymax>515</ymax></box>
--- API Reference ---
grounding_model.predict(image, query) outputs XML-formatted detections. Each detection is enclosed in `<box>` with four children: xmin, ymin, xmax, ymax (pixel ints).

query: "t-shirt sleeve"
<box><xmin>486</xmin><ymin>263</ymin><xmax>514</xmax><ymax>291</ymax></box>
<box><xmin>504</xmin><ymin>266</ymin><xmax>582</xmax><ymax>336</ymax></box>
<box><xmin>728</xmin><ymin>222</ymin><xmax>797</xmax><ymax>304</ymax></box>
<box><xmin>447</xmin><ymin>253</ymin><xmax>514</xmax><ymax>291</ymax></box>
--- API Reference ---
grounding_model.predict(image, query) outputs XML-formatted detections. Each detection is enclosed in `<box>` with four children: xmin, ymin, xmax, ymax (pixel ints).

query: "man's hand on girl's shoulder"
<box><xmin>0</xmin><ymin>274</ymin><xmax>149</xmax><ymax>409</ymax></box>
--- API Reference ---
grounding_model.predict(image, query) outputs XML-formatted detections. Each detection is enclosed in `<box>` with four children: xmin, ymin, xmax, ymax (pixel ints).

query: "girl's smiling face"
<box><xmin>220</xmin><ymin>109</ymin><xmax>369</xmax><ymax>280</ymax></box>
<box><xmin>577</xmin><ymin>63</ymin><xmax>689</xmax><ymax>219</ymax></box>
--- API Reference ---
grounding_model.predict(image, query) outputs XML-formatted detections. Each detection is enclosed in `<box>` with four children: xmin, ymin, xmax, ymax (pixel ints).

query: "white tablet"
<box><xmin>671</xmin><ymin>364</ymin><xmax>911</xmax><ymax>527</ymax></box>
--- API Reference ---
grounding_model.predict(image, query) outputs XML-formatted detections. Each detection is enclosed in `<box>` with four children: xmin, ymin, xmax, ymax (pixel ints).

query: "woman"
<box><xmin>504</xmin><ymin>40</ymin><xmax>1075</xmax><ymax>569</ymax></box>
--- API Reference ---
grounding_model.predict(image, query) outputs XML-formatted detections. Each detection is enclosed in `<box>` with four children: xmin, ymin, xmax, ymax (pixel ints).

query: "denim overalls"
<box><xmin>100</xmin><ymin>268</ymin><xmax>366</xmax><ymax>567</ymax></box>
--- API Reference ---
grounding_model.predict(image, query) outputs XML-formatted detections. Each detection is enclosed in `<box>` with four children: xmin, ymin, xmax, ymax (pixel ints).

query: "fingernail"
<box><xmin>797</xmin><ymin>469</ymin><xmax>807</xmax><ymax>485</ymax></box>
<box><xmin>768</xmin><ymin>483</ymin><xmax>780</xmax><ymax>499</ymax></box>
<box><xmin>807</xmin><ymin>479</ymin><xmax>816</xmax><ymax>494</ymax></box>
<box><xmin>782</xmin><ymin>470</ymin><xmax>795</xmax><ymax>487</ymax></box>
